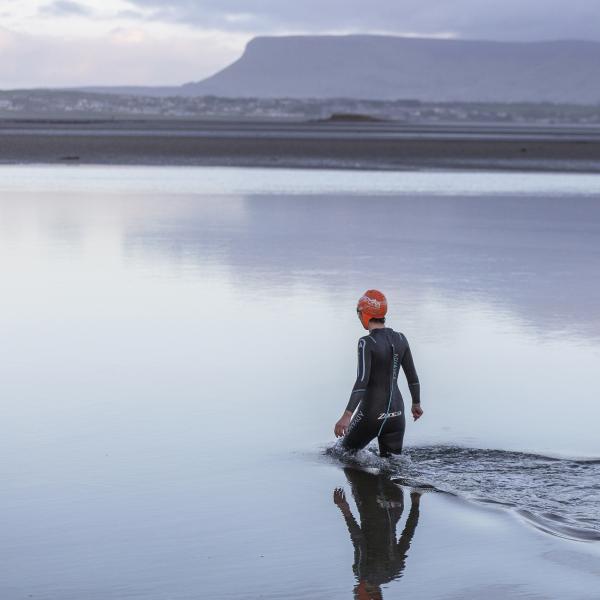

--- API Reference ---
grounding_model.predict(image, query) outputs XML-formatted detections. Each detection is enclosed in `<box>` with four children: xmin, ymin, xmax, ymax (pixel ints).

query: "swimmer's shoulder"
<box><xmin>358</xmin><ymin>334</ymin><xmax>374</xmax><ymax>345</ymax></box>
<box><xmin>390</xmin><ymin>328</ymin><xmax>410</xmax><ymax>347</ymax></box>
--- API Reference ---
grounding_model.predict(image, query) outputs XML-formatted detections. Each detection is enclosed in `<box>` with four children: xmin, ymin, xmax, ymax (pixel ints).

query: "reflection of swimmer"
<box><xmin>334</xmin><ymin>467</ymin><xmax>421</xmax><ymax>599</ymax></box>
<box><xmin>334</xmin><ymin>290</ymin><xmax>423</xmax><ymax>457</ymax></box>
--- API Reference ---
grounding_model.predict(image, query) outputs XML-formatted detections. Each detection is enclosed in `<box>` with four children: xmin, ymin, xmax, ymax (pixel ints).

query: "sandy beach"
<box><xmin>2</xmin><ymin>118</ymin><xmax>600</xmax><ymax>172</ymax></box>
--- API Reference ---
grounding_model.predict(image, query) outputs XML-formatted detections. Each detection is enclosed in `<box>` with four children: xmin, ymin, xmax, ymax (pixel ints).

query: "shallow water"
<box><xmin>1</xmin><ymin>166</ymin><xmax>600</xmax><ymax>598</ymax></box>
<box><xmin>327</xmin><ymin>444</ymin><xmax>600</xmax><ymax>541</ymax></box>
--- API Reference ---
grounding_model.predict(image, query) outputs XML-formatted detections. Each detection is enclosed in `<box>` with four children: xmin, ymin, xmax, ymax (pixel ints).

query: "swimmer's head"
<box><xmin>356</xmin><ymin>290</ymin><xmax>387</xmax><ymax>330</ymax></box>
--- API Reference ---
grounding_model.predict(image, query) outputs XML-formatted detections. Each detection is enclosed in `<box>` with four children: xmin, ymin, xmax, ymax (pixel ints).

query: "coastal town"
<box><xmin>2</xmin><ymin>89</ymin><xmax>600</xmax><ymax>125</ymax></box>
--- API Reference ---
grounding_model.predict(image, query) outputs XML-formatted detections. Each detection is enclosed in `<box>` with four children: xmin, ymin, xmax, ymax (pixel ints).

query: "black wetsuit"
<box><xmin>342</xmin><ymin>327</ymin><xmax>420</xmax><ymax>456</ymax></box>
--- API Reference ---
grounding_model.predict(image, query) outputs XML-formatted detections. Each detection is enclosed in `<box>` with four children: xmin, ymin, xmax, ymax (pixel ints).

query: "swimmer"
<box><xmin>334</xmin><ymin>290</ymin><xmax>423</xmax><ymax>456</ymax></box>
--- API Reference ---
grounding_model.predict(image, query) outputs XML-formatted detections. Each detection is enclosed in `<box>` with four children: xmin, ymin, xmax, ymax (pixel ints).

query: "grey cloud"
<box><xmin>127</xmin><ymin>0</ymin><xmax>600</xmax><ymax>41</ymax></box>
<box><xmin>39</xmin><ymin>1</ymin><xmax>93</xmax><ymax>17</ymax></box>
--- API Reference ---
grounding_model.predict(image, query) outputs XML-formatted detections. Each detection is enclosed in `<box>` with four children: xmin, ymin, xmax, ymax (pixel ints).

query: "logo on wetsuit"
<box><xmin>392</xmin><ymin>352</ymin><xmax>399</xmax><ymax>381</ymax></box>
<box><xmin>347</xmin><ymin>410</ymin><xmax>364</xmax><ymax>433</ymax></box>
<box><xmin>377</xmin><ymin>410</ymin><xmax>402</xmax><ymax>420</ymax></box>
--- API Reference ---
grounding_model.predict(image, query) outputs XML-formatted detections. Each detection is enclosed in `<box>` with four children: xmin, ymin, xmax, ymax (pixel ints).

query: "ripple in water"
<box><xmin>326</xmin><ymin>444</ymin><xmax>600</xmax><ymax>542</ymax></box>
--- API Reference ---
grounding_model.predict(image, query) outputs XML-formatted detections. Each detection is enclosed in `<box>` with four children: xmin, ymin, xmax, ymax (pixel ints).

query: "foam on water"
<box><xmin>325</xmin><ymin>443</ymin><xmax>600</xmax><ymax>542</ymax></box>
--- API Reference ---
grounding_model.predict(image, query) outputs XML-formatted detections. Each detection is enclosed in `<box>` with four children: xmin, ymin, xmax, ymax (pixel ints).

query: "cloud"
<box><xmin>126</xmin><ymin>0</ymin><xmax>600</xmax><ymax>41</ymax></box>
<box><xmin>0</xmin><ymin>26</ymin><xmax>244</xmax><ymax>88</ymax></box>
<box><xmin>39</xmin><ymin>0</ymin><xmax>93</xmax><ymax>17</ymax></box>
<box><xmin>3</xmin><ymin>0</ymin><xmax>600</xmax><ymax>88</ymax></box>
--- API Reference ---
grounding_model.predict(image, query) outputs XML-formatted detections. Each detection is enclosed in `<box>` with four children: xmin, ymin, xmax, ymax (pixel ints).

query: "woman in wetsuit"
<box><xmin>334</xmin><ymin>290</ymin><xmax>423</xmax><ymax>456</ymax></box>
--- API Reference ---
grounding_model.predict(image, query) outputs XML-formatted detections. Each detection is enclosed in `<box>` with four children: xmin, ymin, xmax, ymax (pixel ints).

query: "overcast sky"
<box><xmin>1</xmin><ymin>0</ymin><xmax>600</xmax><ymax>88</ymax></box>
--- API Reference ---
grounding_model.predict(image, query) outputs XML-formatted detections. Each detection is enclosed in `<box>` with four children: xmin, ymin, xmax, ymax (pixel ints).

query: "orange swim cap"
<box><xmin>357</xmin><ymin>289</ymin><xmax>387</xmax><ymax>330</ymax></box>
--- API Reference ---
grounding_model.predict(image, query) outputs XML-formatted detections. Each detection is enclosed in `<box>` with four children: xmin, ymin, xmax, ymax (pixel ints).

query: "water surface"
<box><xmin>1</xmin><ymin>166</ymin><xmax>599</xmax><ymax>599</ymax></box>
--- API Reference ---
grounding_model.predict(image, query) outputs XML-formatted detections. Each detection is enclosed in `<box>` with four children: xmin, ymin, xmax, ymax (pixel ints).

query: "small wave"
<box><xmin>324</xmin><ymin>442</ymin><xmax>600</xmax><ymax>542</ymax></box>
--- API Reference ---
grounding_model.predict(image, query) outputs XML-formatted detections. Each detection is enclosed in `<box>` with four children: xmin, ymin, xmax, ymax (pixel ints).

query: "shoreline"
<box><xmin>2</xmin><ymin>118</ymin><xmax>600</xmax><ymax>173</ymax></box>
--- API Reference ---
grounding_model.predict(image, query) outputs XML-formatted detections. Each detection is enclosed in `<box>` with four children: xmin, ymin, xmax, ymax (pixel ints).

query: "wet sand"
<box><xmin>5</xmin><ymin>453</ymin><xmax>600</xmax><ymax>599</ymax></box>
<box><xmin>2</xmin><ymin>118</ymin><xmax>600</xmax><ymax>172</ymax></box>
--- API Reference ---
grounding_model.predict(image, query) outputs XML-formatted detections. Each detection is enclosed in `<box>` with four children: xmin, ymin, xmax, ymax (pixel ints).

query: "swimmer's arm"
<box><xmin>347</xmin><ymin>337</ymin><xmax>372</xmax><ymax>411</ymax></box>
<box><xmin>335</xmin><ymin>338</ymin><xmax>372</xmax><ymax>437</ymax></box>
<box><xmin>333</xmin><ymin>488</ymin><xmax>363</xmax><ymax>546</ymax></box>
<box><xmin>401</xmin><ymin>336</ymin><xmax>423</xmax><ymax>421</ymax></box>
<box><xmin>396</xmin><ymin>492</ymin><xmax>421</xmax><ymax>555</ymax></box>
<box><xmin>401</xmin><ymin>343</ymin><xmax>420</xmax><ymax>403</ymax></box>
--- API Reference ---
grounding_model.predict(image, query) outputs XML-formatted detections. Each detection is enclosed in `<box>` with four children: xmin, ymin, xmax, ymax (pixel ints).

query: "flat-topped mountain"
<box><xmin>180</xmin><ymin>35</ymin><xmax>600</xmax><ymax>104</ymax></box>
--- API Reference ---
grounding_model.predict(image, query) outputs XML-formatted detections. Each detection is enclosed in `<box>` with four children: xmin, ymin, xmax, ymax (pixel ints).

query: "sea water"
<box><xmin>1</xmin><ymin>166</ymin><xmax>599</xmax><ymax>599</ymax></box>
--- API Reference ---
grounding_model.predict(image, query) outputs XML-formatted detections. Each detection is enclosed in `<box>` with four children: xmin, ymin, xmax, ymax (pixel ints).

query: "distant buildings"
<box><xmin>1</xmin><ymin>90</ymin><xmax>599</xmax><ymax>125</ymax></box>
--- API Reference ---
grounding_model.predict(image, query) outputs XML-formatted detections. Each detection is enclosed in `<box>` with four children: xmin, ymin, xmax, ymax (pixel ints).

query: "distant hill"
<box><xmin>178</xmin><ymin>35</ymin><xmax>600</xmax><ymax>104</ymax></box>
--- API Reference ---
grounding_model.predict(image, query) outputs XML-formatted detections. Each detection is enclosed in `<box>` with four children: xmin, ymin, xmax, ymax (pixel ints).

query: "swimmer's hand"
<box><xmin>333</xmin><ymin>488</ymin><xmax>349</xmax><ymax>508</ymax></box>
<box><xmin>412</xmin><ymin>403</ymin><xmax>423</xmax><ymax>421</ymax></box>
<box><xmin>334</xmin><ymin>411</ymin><xmax>352</xmax><ymax>437</ymax></box>
<box><xmin>334</xmin><ymin>488</ymin><xmax>354</xmax><ymax>518</ymax></box>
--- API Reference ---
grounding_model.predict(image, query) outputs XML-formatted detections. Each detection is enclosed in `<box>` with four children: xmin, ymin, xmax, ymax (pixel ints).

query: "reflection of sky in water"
<box><xmin>2</xmin><ymin>167</ymin><xmax>600</xmax><ymax>598</ymax></box>
<box><xmin>1</xmin><ymin>168</ymin><xmax>599</xmax><ymax>460</ymax></box>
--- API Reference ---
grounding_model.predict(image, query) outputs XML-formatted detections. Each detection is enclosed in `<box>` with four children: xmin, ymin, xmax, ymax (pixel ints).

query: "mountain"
<box><xmin>179</xmin><ymin>35</ymin><xmax>600</xmax><ymax>104</ymax></box>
